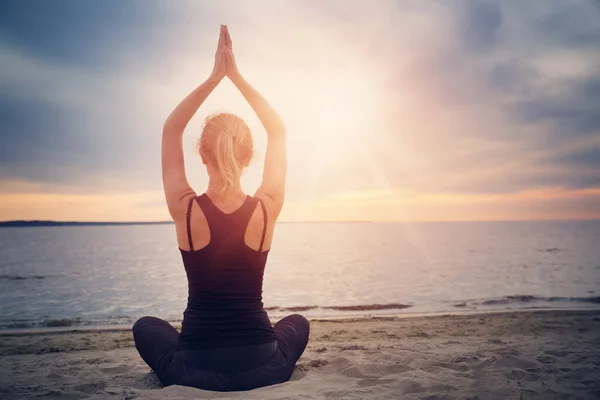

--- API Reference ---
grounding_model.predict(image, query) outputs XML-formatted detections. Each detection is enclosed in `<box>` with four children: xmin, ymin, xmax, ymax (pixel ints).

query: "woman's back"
<box><xmin>177</xmin><ymin>194</ymin><xmax>276</xmax><ymax>349</ymax></box>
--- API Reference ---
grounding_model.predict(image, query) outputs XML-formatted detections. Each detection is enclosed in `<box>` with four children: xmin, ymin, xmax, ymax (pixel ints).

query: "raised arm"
<box><xmin>162</xmin><ymin>26</ymin><xmax>227</xmax><ymax>220</ymax></box>
<box><xmin>223</xmin><ymin>26</ymin><xmax>287</xmax><ymax>216</ymax></box>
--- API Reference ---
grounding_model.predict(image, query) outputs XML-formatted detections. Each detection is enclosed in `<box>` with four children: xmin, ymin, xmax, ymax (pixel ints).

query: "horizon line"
<box><xmin>1</xmin><ymin>218</ymin><xmax>599</xmax><ymax>227</ymax></box>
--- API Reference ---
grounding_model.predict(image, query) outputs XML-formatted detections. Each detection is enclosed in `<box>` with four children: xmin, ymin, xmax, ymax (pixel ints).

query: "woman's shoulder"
<box><xmin>252</xmin><ymin>191</ymin><xmax>284</xmax><ymax>222</ymax></box>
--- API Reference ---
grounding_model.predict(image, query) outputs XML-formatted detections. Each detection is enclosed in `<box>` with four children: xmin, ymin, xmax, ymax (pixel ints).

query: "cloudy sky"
<box><xmin>1</xmin><ymin>0</ymin><xmax>599</xmax><ymax>222</ymax></box>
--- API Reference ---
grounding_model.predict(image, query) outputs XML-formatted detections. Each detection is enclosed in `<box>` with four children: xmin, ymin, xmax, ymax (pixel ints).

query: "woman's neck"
<box><xmin>206</xmin><ymin>181</ymin><xmax>245</xmax><ymax>204</ymax></box>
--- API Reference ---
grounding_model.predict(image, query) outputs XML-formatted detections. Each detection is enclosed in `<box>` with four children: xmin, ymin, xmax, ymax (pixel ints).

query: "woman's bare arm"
<box><xmin>223</xmin><ymin>26</ymin><xmax>287</xmax><ymax>214</ymax></box>
<box><xmin>162</xmin><ymin>27</ymin><xmax>227</xmax><ymax>220</ymax></box>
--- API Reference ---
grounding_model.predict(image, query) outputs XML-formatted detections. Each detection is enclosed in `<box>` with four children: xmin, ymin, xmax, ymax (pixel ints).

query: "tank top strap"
<box><xmin>257</xmin><ymin>198</ymin><xmax>268</xmax><ymax>252</ymax></box>
<box><xmin>186</xmin><ymin>196</ymin><xmax>195</xmax><ymax>251</ymax></box>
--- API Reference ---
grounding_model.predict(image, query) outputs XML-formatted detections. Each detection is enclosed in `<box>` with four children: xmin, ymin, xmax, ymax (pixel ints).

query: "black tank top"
<box><xmin>177</xmin><ymin>193</ymin><xmax>276</xmax><ymax>349</ymax></box>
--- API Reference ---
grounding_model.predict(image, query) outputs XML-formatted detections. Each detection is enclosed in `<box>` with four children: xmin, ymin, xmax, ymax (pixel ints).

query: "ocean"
<box><xmin>1</xmin><ymin>220</ymin><xmax>599</xmax><ymax>330</ymax></box>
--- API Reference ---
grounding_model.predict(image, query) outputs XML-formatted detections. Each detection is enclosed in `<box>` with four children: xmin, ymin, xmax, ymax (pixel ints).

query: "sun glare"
<box><xmin>304</xmin><ymin>74</ymin><xmax>379</xmax><ymax>170</ymax></box>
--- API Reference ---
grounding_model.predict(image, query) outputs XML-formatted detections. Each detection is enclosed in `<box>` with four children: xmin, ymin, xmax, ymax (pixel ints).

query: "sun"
<box><xmin>306</xmin><ymin>74</ymin><xmax>378</xmax><ymax>169</ymax></box>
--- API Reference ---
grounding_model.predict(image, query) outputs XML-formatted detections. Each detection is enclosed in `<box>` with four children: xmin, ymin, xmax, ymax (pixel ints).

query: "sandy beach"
<box><xmin>1</xmin><ymin>309</ymin><xmax>599</xmax><ymax>400</ymax></box>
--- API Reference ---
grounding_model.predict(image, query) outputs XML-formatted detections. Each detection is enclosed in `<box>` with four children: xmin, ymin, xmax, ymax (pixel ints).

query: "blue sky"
<box><xmin>1</xmin><ymin>0</ymin><xmax>599</xmax><ymax>221</ymax></box>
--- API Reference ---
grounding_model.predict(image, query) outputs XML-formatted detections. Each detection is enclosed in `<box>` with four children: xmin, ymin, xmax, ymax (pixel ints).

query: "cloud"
<box><xmin>0</xmin><ymin>0</ymin><xmax>176</xmax><ymax>66</ymax></box>
<box><xmin>554</xmin><ymin>144</ymin><xmax>600</xmax><ymax>169</ymax></box>
<box><xmin>459</xmin><ymin>0</ymin><xmax>503</xmax><ymax>52</ymax></box>
<box><xmin>0</xmin><ymin>42</ymin><xmax>161</xmax><ymax>190</ymax></box>
<box><xmin>365</xmin><ymin>0</ymin><xmax>600</xmax><ymax>195</ymax></box>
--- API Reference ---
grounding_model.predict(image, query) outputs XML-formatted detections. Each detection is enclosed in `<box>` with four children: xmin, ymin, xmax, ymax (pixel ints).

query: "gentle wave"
<box><xmin>324</xmin><ymin>303</ymin><xmax>412</xmax><ymax>311</ymax></box>
<box><xmin>0</xmin><ymin>303</ymin><xmax>413</xmax><ymax>329</ymax></box>
<box><xmin>536</xmin><ymin>247</ymin><xmax>561</xmax><ymax>253</ymax></box>
<box><xmin>2</xmin><ymin>297</ymin><xmax>600</xmax><ymax>330</ymax></box>
<box><xmin>455</xmin><ymin>295</ymin><xmax>600</xmax><ymax>307</ymax></box>
<box><xmin>0</xmin><ymin>316</ymin><xmax>138</xmax><ymax>330</ymax></box>
<box><xmin>0</xmin><ymin>318</ymin><xmax>85</xmax><ymax>330</ymax></box>
<box><xmin>0</xmin><ymin>274</ymin><xmax>51</xmax><ymax>281</ymax></box>
<box><xmin>265</xmin><ymin>303</ymin><xmax>412</xmax><ymax>312</ymax></box>
<box><xmin>45</xmin><ymin>318</ymin><xmax>82</xmax><ymax>327</ymax></box>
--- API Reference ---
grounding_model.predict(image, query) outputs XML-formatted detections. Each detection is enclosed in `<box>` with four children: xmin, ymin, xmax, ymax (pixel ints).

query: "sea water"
<box><xmin>1</xmin><ymin>221</ymin><xmax>599</xmax><ymax>330</ymax></box>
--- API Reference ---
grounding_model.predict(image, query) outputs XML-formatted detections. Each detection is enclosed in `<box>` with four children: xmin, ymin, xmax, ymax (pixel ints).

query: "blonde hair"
<box><xmin>198</xmin><ymin>113</ymin><xmax>253</xmax><ymax>200</ymax></box>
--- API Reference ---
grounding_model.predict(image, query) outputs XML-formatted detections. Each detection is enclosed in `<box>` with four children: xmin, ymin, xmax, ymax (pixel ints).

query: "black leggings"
<box><xmin>132</xmin><ymin>314</ymin><xmax>310</xmax><ymax>392</ymax></box>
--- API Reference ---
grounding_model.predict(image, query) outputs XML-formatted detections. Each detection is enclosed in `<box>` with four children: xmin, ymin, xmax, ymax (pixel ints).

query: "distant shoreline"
<box><xmin>0</xmin><ymin>219</ymin><xmax>597</xmax><ymax>227</ymax></box>
<box><xmin>0</xmin><ymin>221</ymin><xmax>174</xmax><ymax>227</ymax></box>
<box><xmin>0</xmin><ymin>220</ymin><xmax>371</xmax><ymax>227</ymax></box>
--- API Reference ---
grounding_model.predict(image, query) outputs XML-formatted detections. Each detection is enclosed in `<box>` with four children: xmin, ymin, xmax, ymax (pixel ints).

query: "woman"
<box><xmin>132</xmin><ymin>25</ymin><xmax>310</xmax><ymax>391</ymax></box>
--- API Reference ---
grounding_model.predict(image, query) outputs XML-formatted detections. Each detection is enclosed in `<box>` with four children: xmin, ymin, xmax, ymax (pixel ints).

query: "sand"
<box><xmin>1</xmin><ymin>309</ymin><xmax>599</xmax><ymax>400</ymax></box>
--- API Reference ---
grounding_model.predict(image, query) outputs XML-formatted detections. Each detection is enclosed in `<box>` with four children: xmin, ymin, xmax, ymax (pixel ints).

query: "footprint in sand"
<box><xmin>535</xmin><ymin>354</ymin><xmax>557</xmax><ymax>364</ymax></box>
<box><xmin>452</xmin><ymin>355</ymin><xmax>480</xmax><ymax>364</ymax></box>
<box><xmin>72</xmin><ymin>382</ymin><xmax>107</xmax><ymax>394</ymax></box>
<box><xmin>84</xmin><ymin>357</ymin><xmax>111</xmax><ymax>365</ymax></box>
<box><xmin>326</xmin><ymin>356</ymin><xmax>376</xmax><ymax>379</ymax></box>
<box><xmin>421</xmin><ymin>395</ymin><xmax>457</xmax><ymax>400</ymax></box>
<box><xmin>504</xmin><ymin>368</ymin><xmax>540</xmax><ymax>382</ymax></box>
<box><xmin>493</xmin><ymin>355</ymin><xmax>539</xmax><ymax>370</ymax></box>
<box><xmin>339</xmin><ymin>344</ymin><xmax>368</xmax><ymax>351</ymax></box>
<box><xmin>430</xmin><ymin>362</ymin><xmax>471</xmax><ymax>373</ymax></box>
<box><xmin>571</xmin><ymin>355</ymin><xmax>594</xmax><ymax>364</ymax></box>
<box><xmin>357</xmin><ymin>377</ymin><xmax>396</xmax><ymax>387</ymax></box>
<box><xmin>564</xmin><ymin>366</ymin><xmax>599</xmax><ymax>381</ymax></box>
<box><xmin>288</xmin><ymin>369</ymin><xmax>307</xmax><ymax>380</ymax></box>
<box><xmin>130</xmin><ymin>371</ymin><xmax>162</xmax><ymax>389</ymax></box>
<box><xmin>362</xmin><ymin>362</ymin><xmax>413</xmax><ymax>375</ymax></box>
<box><xmin>33</xmin><ymin>389</ymin><xmax>89</xmax><ymax>400</ymax></box>
<box><xmin>296</xmin><ymin>358</ymin><xmax>329</xmax><ymax>371</ymax></box>
<box><xmin>392</xmin><ymin>378</ymin><xmax>426</xmax><ymax>394</ymax></box>
<box><xmin>496</xmin><ymin>347</ymin><xmax>520</xmax><ymax>356</ymax></box>
<box><xmin>544</xmin><ymin>349</ymin><xmax>570</xmax><ymax>358</ymax></box>
<box><xmin>100</xmin><ymin>364</ymin><xmax>132</xmax><ymax>374</ymax></box>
